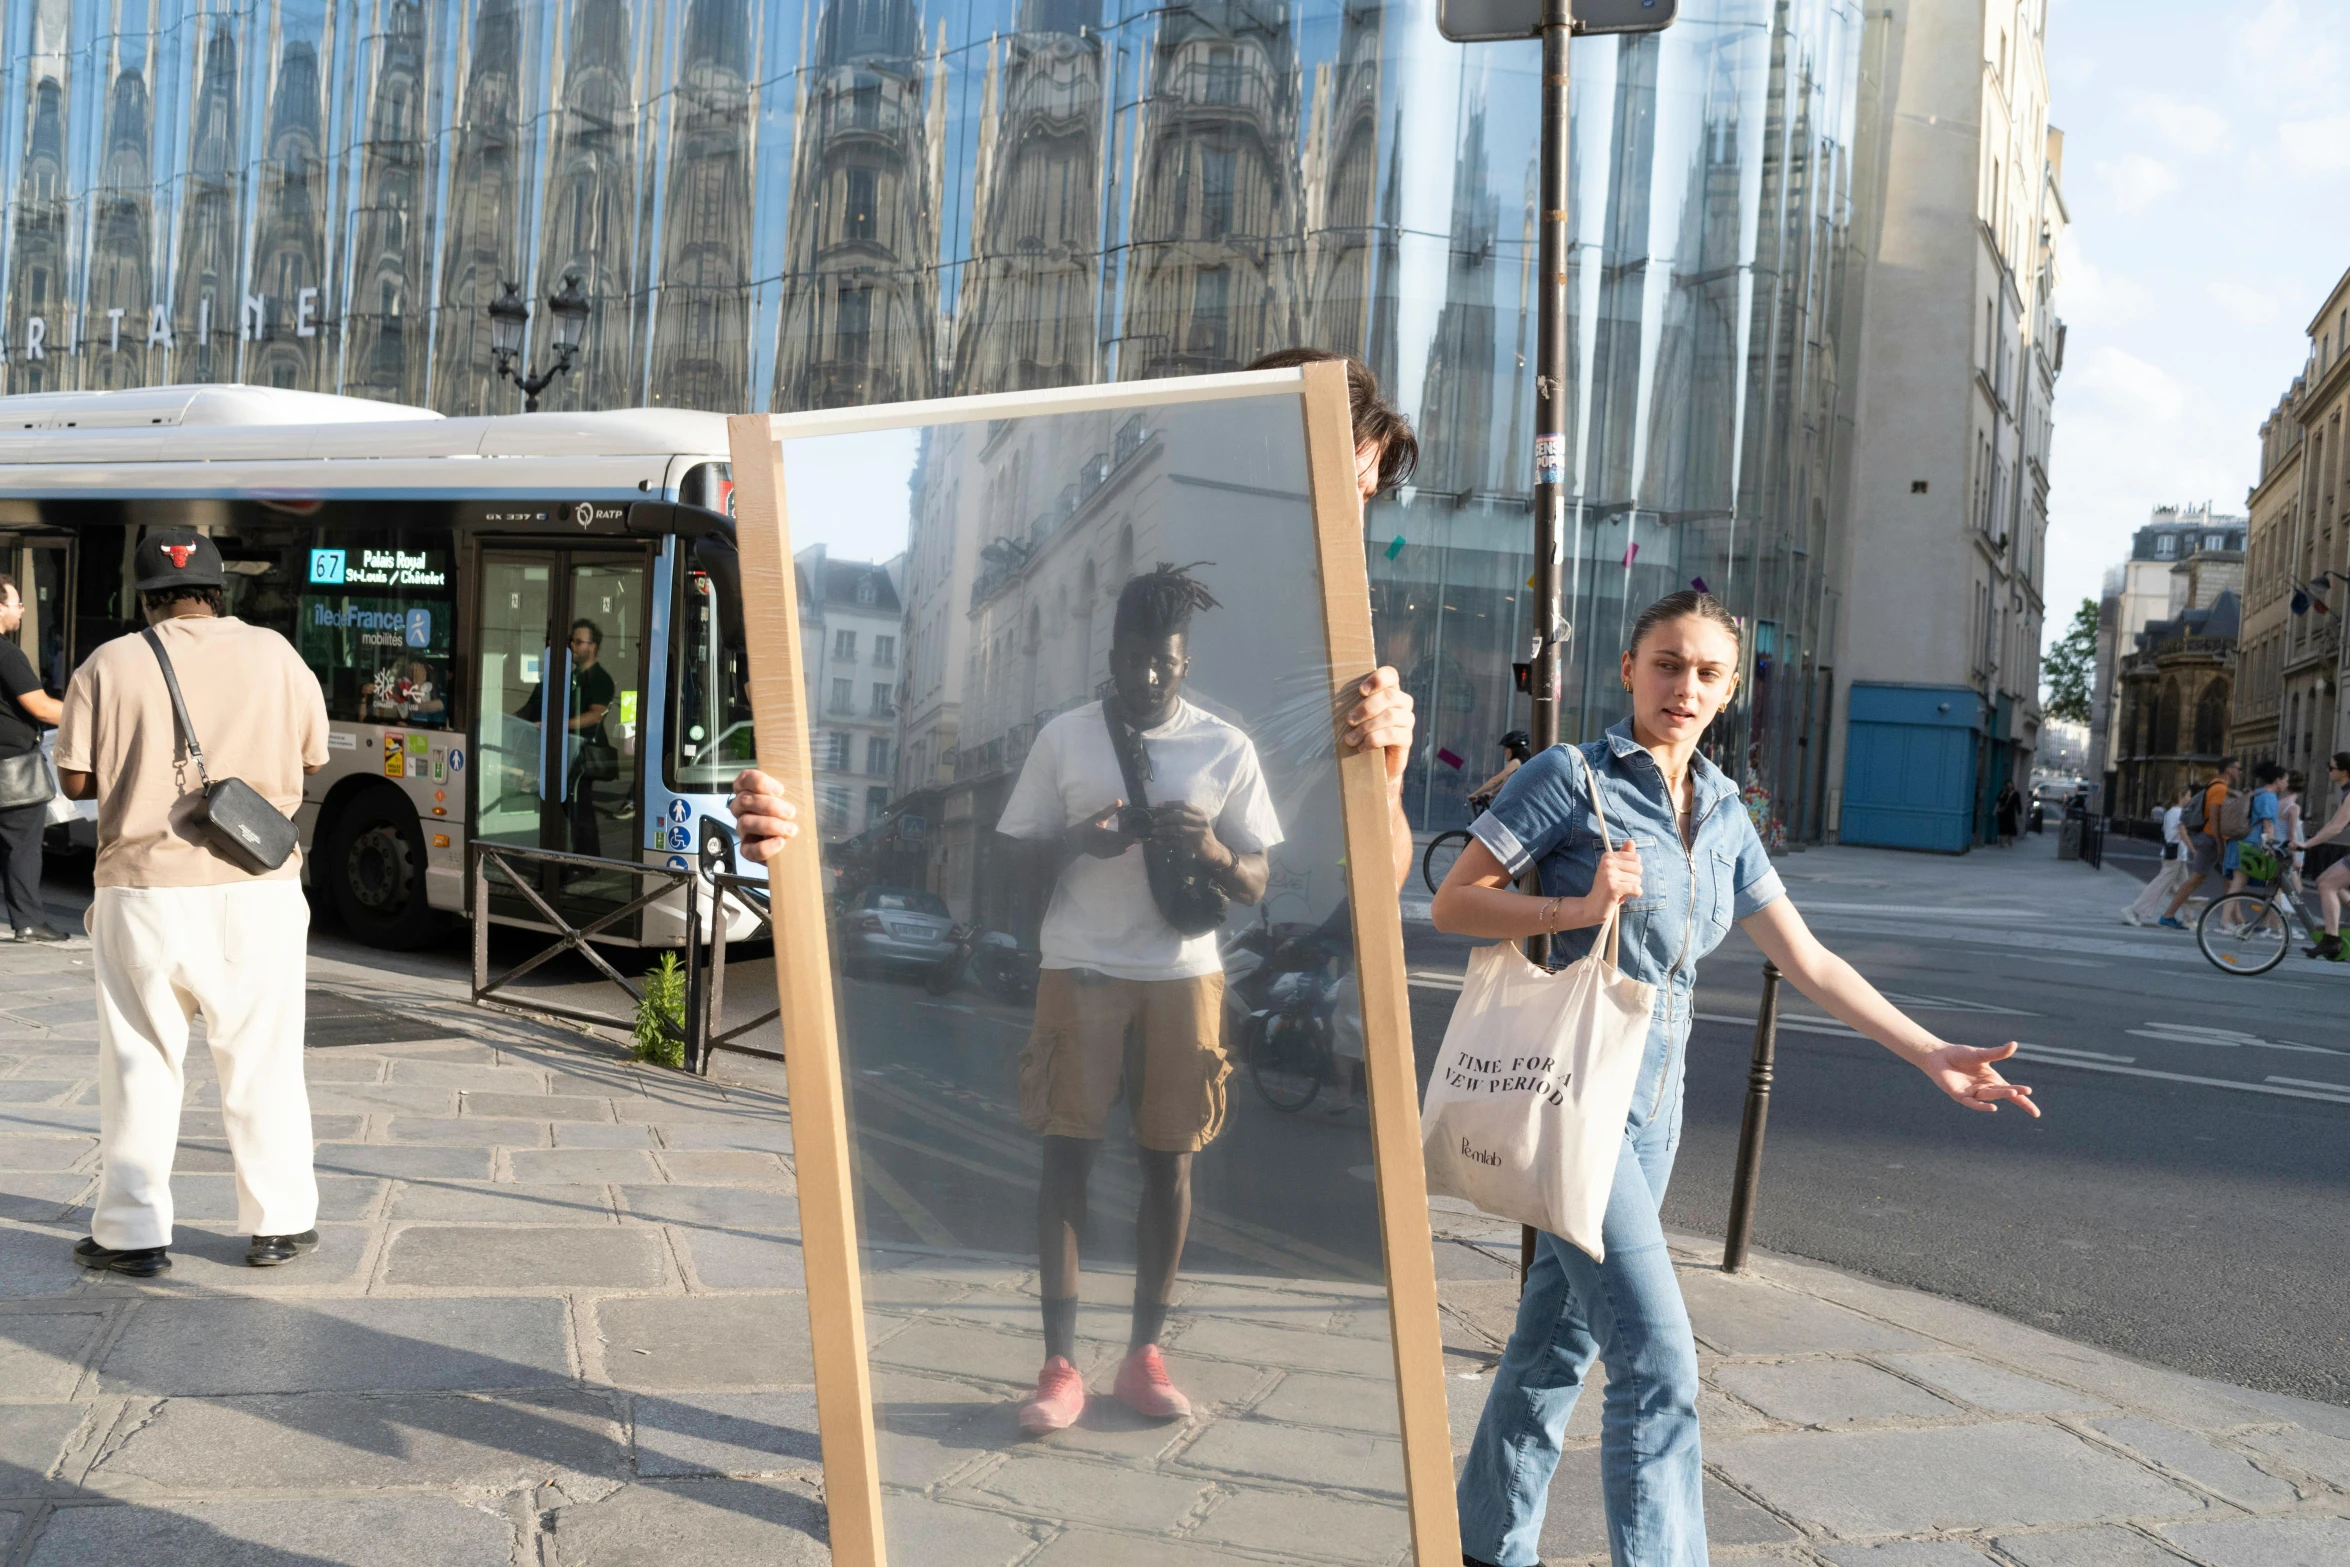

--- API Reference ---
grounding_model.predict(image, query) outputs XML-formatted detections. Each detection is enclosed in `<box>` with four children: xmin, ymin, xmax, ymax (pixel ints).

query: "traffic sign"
<box><xmin>1438</xmin><ymin>0</ymin><xmax>1673</xmax><ymax>43</ymax></box>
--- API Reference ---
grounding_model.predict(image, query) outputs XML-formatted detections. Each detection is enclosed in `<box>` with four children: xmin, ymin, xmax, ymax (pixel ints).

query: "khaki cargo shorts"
<box><xmin>1018</xmin><ymin>968</ymin><xmax>1230</xmax><ymax>1153</ymax></box>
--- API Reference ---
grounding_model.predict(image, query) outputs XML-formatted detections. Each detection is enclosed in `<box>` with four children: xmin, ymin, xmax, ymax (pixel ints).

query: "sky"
<box><xmin>2039</xmin><ymin>0</ymin><xmax>2350</xmax><ymax>648</ymax></box>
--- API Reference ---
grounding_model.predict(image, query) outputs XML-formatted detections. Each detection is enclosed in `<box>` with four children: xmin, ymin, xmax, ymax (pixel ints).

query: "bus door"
<box><xmin>1</xmin><ymin>530</ymin><xmax>76</xmax><ymax>692</ymax></box>
<box><xmin>472</xmin><ymin>545</ymin><xmax>653</xmax><ymax>932</ymax></box>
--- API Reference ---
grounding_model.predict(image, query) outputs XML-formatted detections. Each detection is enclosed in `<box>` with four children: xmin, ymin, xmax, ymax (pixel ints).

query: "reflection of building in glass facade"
<box><xmin>434</xmin><ymin>0</ymin><xmax>528</xmax><ymax>415</ymax></box>
<box><xmin>254</xmin><ymin>41</ymin><xmax>329</xmax><ymax>390</ymax></box>
<box><xmin>950</xmin><ymin>0</ymin><xmax>1104</xmax><ymax>395</ymax></box>
<box><xmin>1119</xmin><ymin>0</ymin><xmax>1301</xmax><ymax>380</ymax></box>
<box><xmin>89</xmin><ymin>58</ymin><xmax>155</xmax><ymax>391</ymax></box>
<box><xmin>650</xmin><ymin>0</ymin><xmax>756</xmax><ymax>411</ymax></box>
<box><xmin>537</xmin><ymin>0</ymin><xmax>638</xmax><ymax>413</ymax></box>
<box><xmin>771</xmin><ymin>0</ymin><xmax>940</xmax><ymax>410</ymax></box>
<box><xmin>0</xmin><ymin>0</ymin><xmax>1872</xmax><ymax>837</ymax></box>
<box><xmin>349</xmin><ymin>0</ymin><xmax>435</xmax><ymax>406</ymax></box>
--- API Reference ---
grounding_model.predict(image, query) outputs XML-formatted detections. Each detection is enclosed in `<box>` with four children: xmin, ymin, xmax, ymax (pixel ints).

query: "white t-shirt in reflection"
<box><xmin>996</xmin><ymin>698</ymin><xmax>1284</xmax><ymax>981</ymax></box>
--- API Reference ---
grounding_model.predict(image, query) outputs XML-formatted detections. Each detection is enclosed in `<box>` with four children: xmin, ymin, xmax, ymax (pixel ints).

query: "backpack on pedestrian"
<box><xmin>2216</xmin><ymin>789</ymin><xmax>2253</xmax><ymax>842</ymax></box>
<box><xmin>2181</xmin><ymin>785</ymin><xmax>2210</xmax><ymax>833</ymax></box>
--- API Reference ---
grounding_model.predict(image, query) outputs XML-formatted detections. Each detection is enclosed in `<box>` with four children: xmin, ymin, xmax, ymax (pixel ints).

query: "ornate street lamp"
<box><xmin>488</xmin><ymin>273</ymin><xmax>590</xmax><ymax>412</ymax></box>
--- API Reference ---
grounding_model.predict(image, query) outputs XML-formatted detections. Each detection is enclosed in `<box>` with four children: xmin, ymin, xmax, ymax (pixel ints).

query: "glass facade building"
<box><xmin>0</xmin><ymin>0</ymin><xmax>1865</xmax><ymax>839</ymax></box>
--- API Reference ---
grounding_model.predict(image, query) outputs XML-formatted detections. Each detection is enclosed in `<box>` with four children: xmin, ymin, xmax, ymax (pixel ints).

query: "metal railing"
<box><xmin>469</xmin><ymin>841</ymin><xmax>705</xmax><ymax>1067</ymax></box>
<box><xmin>700</xmin><ymin>866</ymin><xmax>782</xmax><ymax>1075</ymax></box>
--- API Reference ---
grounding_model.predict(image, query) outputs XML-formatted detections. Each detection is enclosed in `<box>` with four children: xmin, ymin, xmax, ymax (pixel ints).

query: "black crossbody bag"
<box><xmin>142</xmin><ymin>628</ymin><xmax>300</xmax><ymax>875</ymax></box>
<box><xmin>1102</xmin><ymin>703</ymin><xmax>1230</xmax><ymax>937</ymax></box>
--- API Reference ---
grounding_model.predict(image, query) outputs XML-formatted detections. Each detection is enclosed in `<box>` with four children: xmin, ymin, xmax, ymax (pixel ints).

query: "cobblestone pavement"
<box><xmin>5</xmin><ymin>931</ymin><xmax>2350</xmax><ymax>1565</ymax></box>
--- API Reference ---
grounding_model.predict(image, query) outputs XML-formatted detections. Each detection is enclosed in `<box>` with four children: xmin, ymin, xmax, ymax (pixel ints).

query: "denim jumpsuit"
<box><xmin>1457</xmin><ymin>720</ymin><xmax>1785</xmax><ymax>1567</ymax></box>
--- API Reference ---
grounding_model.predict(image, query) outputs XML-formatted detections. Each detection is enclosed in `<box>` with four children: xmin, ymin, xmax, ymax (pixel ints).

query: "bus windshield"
<box><xmin>669</xmin><ymin>549</ymin><xmax>757</xmax><ymax>794</ymax></box>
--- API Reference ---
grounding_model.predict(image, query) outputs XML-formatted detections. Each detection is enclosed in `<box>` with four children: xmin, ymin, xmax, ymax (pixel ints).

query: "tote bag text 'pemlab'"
<box><xmin>1420</xmin><ymin>748</ymin><xmax>1655</xmax><ymax>1262</ymax></box>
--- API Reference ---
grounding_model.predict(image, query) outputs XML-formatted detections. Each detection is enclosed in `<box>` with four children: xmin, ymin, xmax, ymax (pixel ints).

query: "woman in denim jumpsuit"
<box><xmin>1434</xmin><ymin>593</ymin><xmax>2042</xmax><ymax>1567</ymax></box>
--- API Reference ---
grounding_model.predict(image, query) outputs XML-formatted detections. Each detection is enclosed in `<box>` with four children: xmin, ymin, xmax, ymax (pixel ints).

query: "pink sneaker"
<box><xmin>1113</xmin><ymin>1344</ymin><xmax>1193</xmax><ymax>1420</ymax></box>
<box><xmin>1017</xmin><ymin>1356</ymin><xmax>1087</xmax><ymax>1435</ymax></box>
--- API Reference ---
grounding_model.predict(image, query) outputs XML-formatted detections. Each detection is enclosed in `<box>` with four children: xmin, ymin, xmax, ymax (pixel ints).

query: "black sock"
<box><xmin>1130</xmin><ymin>1297</ymin><xmax>1168</xmax><ymax>1350</ymax></box>
<box><xmin>1041</xmin><ymin>1295</ymin><xmax>1079</xmax><ymax>1362</ymax></box>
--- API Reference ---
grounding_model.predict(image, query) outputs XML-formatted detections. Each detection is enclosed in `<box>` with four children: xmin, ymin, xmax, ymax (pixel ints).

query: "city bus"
<box><xmin>0</xmin><ymin>384</ymin><xmax>760</xmax><ymax>950</ymax></box>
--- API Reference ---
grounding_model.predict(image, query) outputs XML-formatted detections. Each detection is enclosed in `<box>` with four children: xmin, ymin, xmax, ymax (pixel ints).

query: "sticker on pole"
<box><xmin>1534</xmin><ymin>434</ymin><xmax>1565</xmax><ymax>487</ymax></box>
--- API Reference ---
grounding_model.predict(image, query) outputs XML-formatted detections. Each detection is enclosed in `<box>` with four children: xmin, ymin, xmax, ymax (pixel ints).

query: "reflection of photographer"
<box><xmin>994</xmin><ymin>564</ymin><xmax>1282</xmax><ymax>1434</ymax></box>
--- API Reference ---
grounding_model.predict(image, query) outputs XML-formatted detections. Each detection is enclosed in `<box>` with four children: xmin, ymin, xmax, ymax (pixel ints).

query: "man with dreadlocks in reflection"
<box><xmin>992</xmin><ymin>562</ymin><xmax>1284</xmax><ymax>1433</ymax></box>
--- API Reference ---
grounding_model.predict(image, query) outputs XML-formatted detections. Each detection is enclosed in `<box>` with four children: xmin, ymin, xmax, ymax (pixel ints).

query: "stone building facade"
<box><xmin>2088</xmin><ymin>504</ymin><xmax>2245</xmax><ymax>810</ymax></box>
<box><xmin>2111</xmin><ymin>538</ymin><xmax>2242</xmax><ymax>822</ymax></box>
<box><xmin>2233</xmin><ymin>264</ymin><xmax>2350</xmax><ymax>802</ymax></box>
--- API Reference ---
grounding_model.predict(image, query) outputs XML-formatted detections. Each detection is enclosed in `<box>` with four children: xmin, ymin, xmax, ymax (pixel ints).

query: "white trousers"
<box><xmin>91</xmin><ymin>880</ymin><xmax>318</xmax><ymax>1249</ymax></box>
<box><xmin>2125</xmin><ymin>859</ymin><xmax>2192</xmax><ymax>921</ymax></box>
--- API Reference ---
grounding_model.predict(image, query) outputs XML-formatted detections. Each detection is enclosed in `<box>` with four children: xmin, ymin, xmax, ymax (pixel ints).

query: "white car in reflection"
<box><xmin>841</xmin><ymin>885</ymin><xmax>957</xmax><ymax>977</ymax></box>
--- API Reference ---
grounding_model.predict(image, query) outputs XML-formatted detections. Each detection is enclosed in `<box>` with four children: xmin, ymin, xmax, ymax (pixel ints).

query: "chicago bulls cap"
<box><xmin>133</xmin><ymin>528</ymin><xmax>227</xmax><ymax>592</ymax></box>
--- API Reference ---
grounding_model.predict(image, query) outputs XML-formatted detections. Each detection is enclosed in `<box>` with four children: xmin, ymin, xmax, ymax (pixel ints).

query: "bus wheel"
<box><xmin>327</xmin><ymin>789</ymin><xmax>441</xmax><ymax>950</ymax></box>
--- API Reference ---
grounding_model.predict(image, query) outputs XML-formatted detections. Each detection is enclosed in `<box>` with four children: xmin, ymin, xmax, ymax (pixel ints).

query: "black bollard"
<box><xmin>1721</xmin><ymin>961</ymin><xmax>1782</xmax><ymax>1274</ymax></box>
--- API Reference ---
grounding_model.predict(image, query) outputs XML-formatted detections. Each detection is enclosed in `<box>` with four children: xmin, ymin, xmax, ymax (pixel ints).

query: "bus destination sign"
<box><xmin>309</xmin><ymin>548</ymin><xmax>448</xmax><ymax>589</ymax></box>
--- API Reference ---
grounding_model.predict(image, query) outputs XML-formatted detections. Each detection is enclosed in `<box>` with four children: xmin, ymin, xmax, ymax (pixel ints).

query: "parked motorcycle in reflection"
<box><xmin>925</xmin><ymin>925</ymin><xmax>1042</xmax><ymax>1003</ymax></box>
<box><xmin>1221</xmin><ymin>910</ymin><xmax>1352</xmax><ymax>1113</ymax></box>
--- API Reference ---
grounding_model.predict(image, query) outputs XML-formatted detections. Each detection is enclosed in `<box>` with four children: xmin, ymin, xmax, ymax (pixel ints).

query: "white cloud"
<box><xmin>2067</xmin><ymin>344</ymin><xmax>2194</xmax><ymax>428</ymax></box>
<box><xmin>2055</xmin><ymin>232</ymin><xmax>2154</xmax><ymax>327</ymax></box>
<box><xmin>2207</xmin><ymin>281</ymin><xmax>2284</xmax><ymax>328</ymax></box>
<box><xmin>2122</xmin><ymin>91</ymin><xmax>2230</xmax><ymax>156</ymax></box>
<box><xmin>2276</xmin><ymin>117</ymin><xmax>2350</xmax><ymax>177</ymax></box>
<box><xmin>2093</xmin><ymin>152</ymin><xmax>2180</xmax><ymax>214</ymax></box>
<box><xmin>2227</xmin><ymin>0</ymin><xmax>2345</xmax><ymax>116</ymax></box>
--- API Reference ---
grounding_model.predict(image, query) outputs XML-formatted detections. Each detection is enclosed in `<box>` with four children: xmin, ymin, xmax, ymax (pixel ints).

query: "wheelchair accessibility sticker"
<box><xmin>667</xmin><ymin>824</ymin><xmax>693</xmax><ymax>851</ymax></box>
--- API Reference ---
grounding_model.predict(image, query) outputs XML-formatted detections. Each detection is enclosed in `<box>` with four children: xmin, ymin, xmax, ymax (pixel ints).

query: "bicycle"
<box><xmin>2196</xmin><ymin>848</ymin><xmax>2343</xmax><ymax>976</ymax></box>
<box><xmin>1422</xmin><ymin>791</ymin><xmax>1493</xmax><ymax>895</ymax></box>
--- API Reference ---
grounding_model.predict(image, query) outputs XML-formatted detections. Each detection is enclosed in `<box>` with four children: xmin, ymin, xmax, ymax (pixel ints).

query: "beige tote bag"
<box><xmin>1420</xmin><ymin>747</ymin><xmax>1656</xmax><ymax>1262</ymax></box>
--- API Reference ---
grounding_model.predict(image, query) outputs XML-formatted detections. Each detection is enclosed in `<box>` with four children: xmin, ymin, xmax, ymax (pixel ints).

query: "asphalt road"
<box><xmin>1408</xmin><ymin>833</ymin><xmax>2350</xmax><ymax>1408</ymax></box>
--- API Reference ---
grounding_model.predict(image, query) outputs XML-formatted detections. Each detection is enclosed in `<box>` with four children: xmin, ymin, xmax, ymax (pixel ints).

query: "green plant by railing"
<box><xmin>632</xmin><ymin>952</ymin><xmax>687</xmax><ymax>1070</ymax></box>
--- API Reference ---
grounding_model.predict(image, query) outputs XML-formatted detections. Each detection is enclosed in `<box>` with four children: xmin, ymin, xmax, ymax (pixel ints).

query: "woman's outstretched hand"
<box><xmin>1922</xmin><ymin>1041</ymin><xmax>2039</xmax><ymax>1117</ymax></box>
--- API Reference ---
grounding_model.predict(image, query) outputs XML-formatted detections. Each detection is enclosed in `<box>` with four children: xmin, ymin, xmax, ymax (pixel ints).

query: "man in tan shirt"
<box><xmin>55</xmin><ymin>529</ymin><xmax>330</xmax><ymax>1274</ymax></box>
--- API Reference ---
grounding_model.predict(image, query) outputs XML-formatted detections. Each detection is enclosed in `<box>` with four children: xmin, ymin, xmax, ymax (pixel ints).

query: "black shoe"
<box><xmin>246</xmin><ymin>1230</ymin><xmax>320</xmax><ymax>1267</ymax></box>
<box><xmin>2306</xmin><ymin>933</ymin><xmax>2343</xmax><ymax>961</ymax></box>
<box><xmin>74</xmin><ymin>1237</ymin><xmax>170</xmax><ymax>1277</ymax></box>
<box><xmin>14</xmin><ymin>924</ymin><xmax>69</xmax><ymax>943</ymax></box>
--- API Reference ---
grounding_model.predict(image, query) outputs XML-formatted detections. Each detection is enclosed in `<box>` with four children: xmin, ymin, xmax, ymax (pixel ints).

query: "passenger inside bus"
<box><xmin>518</xmin><ymin>619</ymin><xmax>616</xmax><ymax>858</ymax></box>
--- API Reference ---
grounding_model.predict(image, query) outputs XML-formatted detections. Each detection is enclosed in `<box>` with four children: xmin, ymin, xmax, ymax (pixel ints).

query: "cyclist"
<box><xmin>2302</xmin><ymin>751</ymin><xmax>2350</xmax><ymax>960</ymax></box>
<box><xmin>1470</xmin><ymin>729</ymin><xmax>1535</xmax><ymax>813</ymax></box>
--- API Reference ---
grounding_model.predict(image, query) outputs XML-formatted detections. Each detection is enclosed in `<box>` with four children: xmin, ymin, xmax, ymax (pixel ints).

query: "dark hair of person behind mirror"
<box><xmin>570</xmin><ymin>617</ymin><xmax>603</xmax><ymax>647</ymax></box>
<box><xmin>2254</xmin><ymin>760</ymin><xmax>2285</xmax><ymax>785</ymax></box>
<box><xmin>140</xmin><ymin>585</ymin><xmax>224</xmax><ymax>617</ymax></box>
<box><xmin>2334</xmin><ymin>751</ymin><xmax>2350</xmax><ymax>774</ymax></box>
<box><xmin>1243</xmin><ymin>347</ymin><xmax>1418</xmax><ymax>494</ymax></box>
<box><xmin>1626</xmin><ymin>589</ymin><xmax>1741</xmax><ymax>656</ymax></box>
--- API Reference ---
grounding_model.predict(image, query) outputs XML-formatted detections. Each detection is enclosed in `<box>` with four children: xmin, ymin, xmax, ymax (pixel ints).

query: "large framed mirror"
<box><xmin>728</xmin><ymin>362</ymin><xmax>1457</xmax><ymax>1565</ymax></box>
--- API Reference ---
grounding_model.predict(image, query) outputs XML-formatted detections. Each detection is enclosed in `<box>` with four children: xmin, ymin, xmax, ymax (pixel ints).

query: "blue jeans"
<box><xmin>1457</xmin><ymin>1009</ymin><xmax>1704</xmax><ymax>1567</ymax></box>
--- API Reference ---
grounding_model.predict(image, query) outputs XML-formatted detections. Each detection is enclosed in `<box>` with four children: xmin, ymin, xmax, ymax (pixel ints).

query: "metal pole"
<box><xmin>1521</xmin><ymin>0</ymin><xmax>1573</xmax><ymax>1294</ymax></box>
<box><xmin>1721</xmin><ymin>960</ymin><xmax>1782</xmax><ymax>1273</ymax></box>
<box><xmin>470</xmin><ymin>849</ymin><xmax>492</xmax><ymax>1005</ymax></box>
<box><xmin>683</xmin><ymin>876</ymin><xmax>706</xmax><ymax>1075</ymax></box>
<box><xmin>705</xmin><ymin>884</ymin><xmax>731</xmax><ymax>1079</ymax></box>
